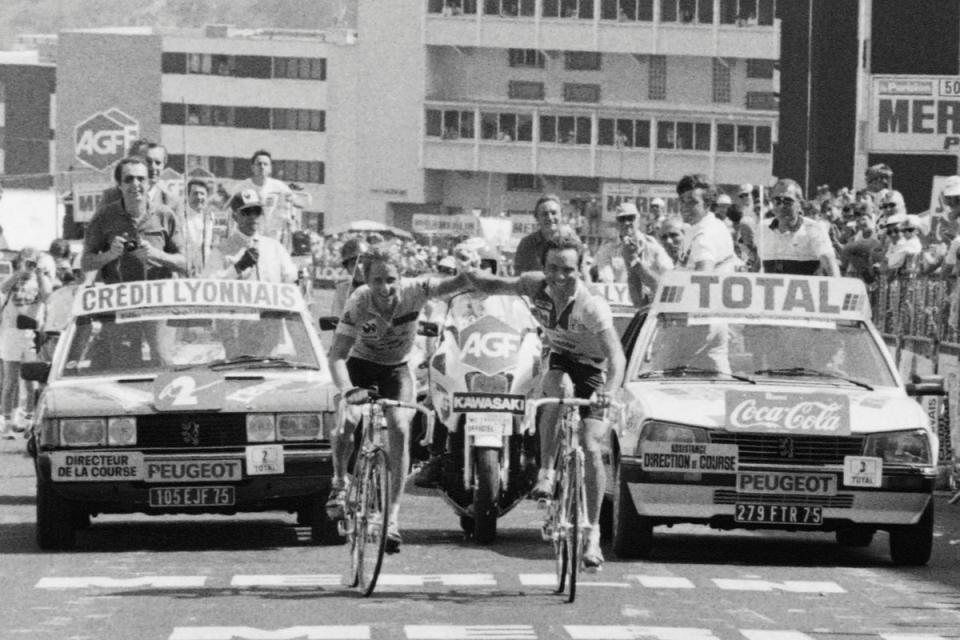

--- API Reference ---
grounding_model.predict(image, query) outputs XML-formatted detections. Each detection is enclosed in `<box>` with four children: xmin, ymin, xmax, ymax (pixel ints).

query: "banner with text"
<box><xmin>870</xmin><ymin>75</ymin><xmax>960</xmax><ymax>153</ymax></box>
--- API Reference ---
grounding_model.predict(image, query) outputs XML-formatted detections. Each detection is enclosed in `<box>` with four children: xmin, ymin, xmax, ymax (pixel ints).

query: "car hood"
<box><xmin>619</xmin><ymin>380</ymin><xmax>929</xmax><ymax>436</ymax></box>
<box><xmin>43</xmin><ymin>371</ymin><xmax>338</xmax><ymax>417</ymax></box>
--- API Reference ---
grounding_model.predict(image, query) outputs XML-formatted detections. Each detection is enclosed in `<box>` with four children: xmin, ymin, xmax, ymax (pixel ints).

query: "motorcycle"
<box><xmin>418</xmin><ymin>291</ymin><xmax>542</xmax><ymax>544</ymax></box>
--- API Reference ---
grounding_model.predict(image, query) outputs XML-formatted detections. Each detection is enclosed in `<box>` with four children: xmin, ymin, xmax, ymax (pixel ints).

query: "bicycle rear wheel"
<box><xmin>552</xmin><ymin>460</ymin><xmax>568</xmax><ymax>594</ymax></box>
<box><xmin>352</xmin><ymin>447</ymin><xmax>391</xmax><ymax>596</ymax></box>
<box><xmin>565</xmin><ymin>451</ymin><xmax>583</xmax><ymax>603</ymax></box>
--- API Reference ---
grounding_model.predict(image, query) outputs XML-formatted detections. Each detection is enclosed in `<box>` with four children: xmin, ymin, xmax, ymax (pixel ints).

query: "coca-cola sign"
<box><xmin>725</xmin><ymin>391</ymin><xmax>850</xmax><ymax>435</ymax></box>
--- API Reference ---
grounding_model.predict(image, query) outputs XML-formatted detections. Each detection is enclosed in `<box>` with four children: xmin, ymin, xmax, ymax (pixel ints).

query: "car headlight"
<box><xmin>636</xmin><ymin>421</ymin><xmax>708</xmax><ymax>455</ymax></box>
<box><xmin>60</xmin><ymin>418</ymin><xmax>106</xmax><ymax>447</ymax></box>
<box><xmin>863</xmin><ymin>429</ymin><xmax>932</xmax><ymax>465</ymax></box>
<box><xmin>277</xmin><ymin>413</ymin><xmax>322</xmax><ymax>441</ymax></box>
<box><xmin>246</xmin><ymin>414</ymin><xmax>276</xmax><ymax>442</ymax></box>
<box><xmin>108</xmin><ymin>417</ymin><xmax>137</xmax><ymax>446</ymax></box>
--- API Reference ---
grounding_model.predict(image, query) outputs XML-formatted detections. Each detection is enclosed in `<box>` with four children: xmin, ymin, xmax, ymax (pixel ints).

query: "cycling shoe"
<box><xmin>385</xmin><ymin>526</ymin><xmax>402</xmax><ymax>554</ymax></box>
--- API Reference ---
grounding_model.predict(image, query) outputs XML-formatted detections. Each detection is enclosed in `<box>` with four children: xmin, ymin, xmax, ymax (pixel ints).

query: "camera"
<box><xmin>123</xmin><ymin>238</ymin><xmax>140</xmax><ymax>252</ymax></box>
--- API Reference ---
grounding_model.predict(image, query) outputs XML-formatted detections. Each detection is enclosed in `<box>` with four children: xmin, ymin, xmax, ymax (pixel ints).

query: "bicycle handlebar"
<box><xmin>521</xmin><ymin>396</ymin><xmax>623</xmax><ymax>435</ymax></box>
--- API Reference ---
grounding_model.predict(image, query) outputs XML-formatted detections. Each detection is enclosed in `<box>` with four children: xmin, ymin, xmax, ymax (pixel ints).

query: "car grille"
<box><xmin>136</xmin><ymin>413</ymin><xmax>247</xmax><ymax>449</ymax></box>
<box><xmin>709</xmin><ymin>432</ymin><xmax>865</xmax><ymax>465</ymax></box>
<box><xmin>713</xmin><ymin>490</ymin><xmax>854</xmax><ymax>508</ymax></box>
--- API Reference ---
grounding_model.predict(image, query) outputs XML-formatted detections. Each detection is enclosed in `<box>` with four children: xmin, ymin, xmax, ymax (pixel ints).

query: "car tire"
<box><xmin>612</xmin><ymin>462</ymin><xmax>652</xmax><ymax>559</ymax></box>
<box><xmin>835</xmin><ymin>525</ymin><xmax>874</xmax><ymax>548</ymax></box>
<box><xmin>599</xmin><ymin>496</ymin><xmax>612</xmax><ymax>543</ymax></box>
<box><xmin>889</xmin><ymin>501</ymin><xmax>934</xmax><ymax>566</ymax></box>
<box><xmin>36</xmin><ymin>479</ymin><xmax>76</xmax><ymax>551</ymax></box>
<box><xmin>307</xmin><ymin>492</ymin><xmax>345</xmax><ymax>546</ymax></box>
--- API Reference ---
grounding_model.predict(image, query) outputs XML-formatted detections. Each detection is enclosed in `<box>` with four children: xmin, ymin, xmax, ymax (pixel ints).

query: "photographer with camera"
<box><xmin>0</xmin><ymin>247</ymin><xmax>52</xmax><ymax>439</ymax></box>
<box><xmin>81</xmin><ymin>156</ymin><xmax>186</xmax><ymax>284</ymax></box>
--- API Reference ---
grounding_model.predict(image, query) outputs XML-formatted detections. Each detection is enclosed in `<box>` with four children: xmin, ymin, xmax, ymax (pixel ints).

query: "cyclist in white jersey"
<box><xmin>466</xmin><ymin>233</ymin><xmax>625</xmax><ymax>568</ymax></box>
<box><xmin>327</xmin><ymin>245</ymin><xmax>470</xmax><ymax>553</ymax></box>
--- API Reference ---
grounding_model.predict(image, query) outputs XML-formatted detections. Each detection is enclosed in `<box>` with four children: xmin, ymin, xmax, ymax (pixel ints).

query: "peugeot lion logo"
<box><xmin>181</xmin><ymin>421</ymin><xmax>201</xmax><ymax>446</ymax></box>
<box><xmin>778</xmin><ymin>437</ymin><xmax>794</xmax><ymax>459</ymax></box>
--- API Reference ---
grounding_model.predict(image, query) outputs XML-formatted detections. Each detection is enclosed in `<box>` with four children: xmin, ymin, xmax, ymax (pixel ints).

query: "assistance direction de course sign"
<box><xmin>639</xmin><ymin>442</ymin><xmax>738</xmax><ymax>471</ymax></box>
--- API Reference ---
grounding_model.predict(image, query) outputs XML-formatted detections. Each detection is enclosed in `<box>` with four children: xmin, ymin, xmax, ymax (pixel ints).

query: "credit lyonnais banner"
<box><xmin>870</xmin><ymin>75</ymin><xmax>960</xmax><ymax>153</ymax></box>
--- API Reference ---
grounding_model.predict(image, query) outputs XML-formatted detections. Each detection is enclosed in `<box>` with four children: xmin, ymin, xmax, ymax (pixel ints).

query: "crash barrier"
<box><xmin>874</xmin><ymin>276</ymin><xmax>958</xmax><ymax>488</ymax></box>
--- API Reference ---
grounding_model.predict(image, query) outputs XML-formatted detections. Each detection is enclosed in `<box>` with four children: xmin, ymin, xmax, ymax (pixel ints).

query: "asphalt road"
<box><xmin>4</xmin><ymin>436</ymin><xmax>960</xmax><ymax>640</ymax></box>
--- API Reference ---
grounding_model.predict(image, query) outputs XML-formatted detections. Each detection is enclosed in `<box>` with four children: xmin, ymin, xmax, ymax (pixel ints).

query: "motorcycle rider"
<box><xmin>327</xmin><ymin>244</ymin><xmax>472</xmax><ymax>553</ymax></box>
<box><xmin>464</xmin><ymin>232</ymin><xmax>626</xmax><ymax>569</ymax></box>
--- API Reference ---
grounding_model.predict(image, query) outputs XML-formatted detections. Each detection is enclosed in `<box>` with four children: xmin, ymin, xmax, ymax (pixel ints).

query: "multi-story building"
<box><xmin>0</xmin><ymin>50</ymin><xmax>56</xmax><ymax>190</ymax></box>
<box><xmin>344</xmin><ymin>0</ymin><xmax>780</xmax><ymax>233</ymax></box>
<box><xmin>54</xmin><ymin>25</ymin><xmax>353</xmax><ymax>228</ymax></box>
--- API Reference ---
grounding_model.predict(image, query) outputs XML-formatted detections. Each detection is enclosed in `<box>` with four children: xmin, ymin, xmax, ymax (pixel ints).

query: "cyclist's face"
<box><xmin>544</xmin><ymin>248</ymin><xmax>579</xmax><ymax>295</ymax></box>
<box><xmin>366</xmin><ymin>260</ymin><xmax>400</xmax><ymax>305</ymax></box>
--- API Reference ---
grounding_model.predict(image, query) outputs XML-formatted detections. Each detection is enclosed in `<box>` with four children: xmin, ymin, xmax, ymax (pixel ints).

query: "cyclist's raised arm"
<box><xmin>427</xmin><ymin>270</ymin><xmax>473</xmax><ymax>299</ymax></box>
<box><xmin>464</xmin><ymin>270</ymin><xmax>544</xmax><ymax>297</ymax></box>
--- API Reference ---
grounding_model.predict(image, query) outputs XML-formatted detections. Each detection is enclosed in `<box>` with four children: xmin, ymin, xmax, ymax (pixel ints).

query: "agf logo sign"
<box><xmin>74</xmin><ymin>108</ymin><xmax>140</xmax><ymax>171</ymax></box>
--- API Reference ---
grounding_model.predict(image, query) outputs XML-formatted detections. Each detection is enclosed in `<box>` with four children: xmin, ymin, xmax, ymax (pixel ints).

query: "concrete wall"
<box><xmin>0</xmin><ymin>63</ymin><xmax>55</xmax><ymax>188</ymax></box>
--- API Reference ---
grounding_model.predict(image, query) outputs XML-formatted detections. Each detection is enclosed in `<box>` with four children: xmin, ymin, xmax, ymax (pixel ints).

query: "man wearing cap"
<box><xmin>204</xmin><ymin>189</ymin><xmax>297</xmax><ymax>283</ymax></box>
<box><xmin>597</xmin><ymin>202</ymin><xmax>672</xmax><ymax>306</ymax></box>
<box><xmin>81</xmin><ymin>156</ymin><xmax>186</xmax><ymax>284</ymax></box>
<box><xmin>648</xmin><ymin>197</ymin><xmax>667</xmax><ymax>232</ymax></box>
<box><xmin>757</xmin><ymin>178</ymin><xmax>839</xmax><ymax>276</ymax></box>
<box><xmin>881</xmin><ymin>213</ymin><xmax>921</xmax><ymax>278</ymax></box>
<box><xmin>715</xmin><ymin>193</ymin><xmax>733</xmax><ymax>223</ymax></box>
<box><xmin>865</xmin><ymin>163</ymin><xmax>906</xmax><ymax>220</ymax></box>
<box><xmin>331</xmin><ymin>238</ymin><xmax>370</xmax><ymax>316</ymax></box>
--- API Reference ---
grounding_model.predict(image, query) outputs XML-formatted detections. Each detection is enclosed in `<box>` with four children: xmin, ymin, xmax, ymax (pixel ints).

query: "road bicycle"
<box><xmin>338</xmin><ymin>393</ymin><xmax>433</xmax><ymax>596</ymax></box>
<box><xmin>522</xmin><ymin>396</ymin><xmax>619</xmax><ymax>603</ymax></box>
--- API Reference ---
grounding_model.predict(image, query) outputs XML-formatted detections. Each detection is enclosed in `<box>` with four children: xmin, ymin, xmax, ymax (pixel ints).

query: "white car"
<box><xmin>25</xmin><ymin>279</ymin><xmax>340</xmax><ymax>550</ymax></box>
<box><xmin>605</xmin><ymin>271</ymin><xmax>944</xmax><ymax>565</ymax></box>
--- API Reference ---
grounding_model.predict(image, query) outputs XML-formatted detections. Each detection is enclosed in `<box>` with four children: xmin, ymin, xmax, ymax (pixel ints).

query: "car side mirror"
<box><xmin>418</xmin><ymin>321</ymin><xmax>439</xmax><ymax>338</ymax></box>
<box><xmin>318</xmin><ymin>316</ymin><xmax>339</xmax><ymax>331</ymax></box>
<box><xmin>21</xmin><ymin>361</ymin><xmax>50</xmax><ymax>383</ymax></box>
<box><xmin>16</xmin><ymin>314</ymin><xmax>38</xmax><ymax>330</ymax></box>
<box><xmin>905</xmin><ymin>374</ymin><xmax>946</xmax><ymax>397</ymax></box>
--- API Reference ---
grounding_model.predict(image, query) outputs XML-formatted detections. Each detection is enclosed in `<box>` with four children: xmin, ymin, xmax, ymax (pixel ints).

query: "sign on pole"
<box><xmin>74</xmin><ymin>108</ymin><xmax>140</xmax><ymax>172</ymax></box>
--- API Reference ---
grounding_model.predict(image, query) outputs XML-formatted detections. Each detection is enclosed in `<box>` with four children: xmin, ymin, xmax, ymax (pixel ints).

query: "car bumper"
<box><xmin>36</xmin><ymin>448</ymin><xmax>334</xmax><ymax>515</ymax></box>
<box><xmin>620</xmin><ymin>459</ymin><xmax>935</xmax><ymax>528</ymax></box>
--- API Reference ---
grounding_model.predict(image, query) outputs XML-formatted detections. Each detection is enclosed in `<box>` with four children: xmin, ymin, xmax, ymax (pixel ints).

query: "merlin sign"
<box><xmin>74</xmin><ymin>108</ymin><xmax>140</xmax><ymax>171</ymax></box>
<box><xmin>870</xmin><ymin>75</ymin><xmax>960</xmax><ymax>153</ymax></box>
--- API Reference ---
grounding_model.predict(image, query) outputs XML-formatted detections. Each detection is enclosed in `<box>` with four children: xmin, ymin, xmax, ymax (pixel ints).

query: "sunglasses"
<box><xmin>238</xmin><ymin>208</ymin><xmax>263</xmax><ymax>216</ymax></box>
<box><xmin>772</xmin><ymin>196</ymin><xmax>796</xmax><ymax>206</ymax></box>
<box><xmin>880</xmin><ymin>202</ymin><xmax>897</xmax><ymax>209</ymax></box>
<box><xmin>886</xmin><ymin>228</ymin><xmax>902</xmax><ymax>235</ymax></box>
<box><xmin>122</xmin><ymin>175</ymin><xmax>148</xmax><ymax>184</ymax></box>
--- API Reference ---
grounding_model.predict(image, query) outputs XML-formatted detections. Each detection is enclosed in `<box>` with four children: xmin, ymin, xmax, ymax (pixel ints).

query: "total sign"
<box><xmin>74</xmin><ymin>108</ymin><xmax>140</xmax><ymax>171</ymax></box>
<box><xmin>458</xmin><ymin>315</ymin><xmax>521</xmax><ymax>375</ymax></box>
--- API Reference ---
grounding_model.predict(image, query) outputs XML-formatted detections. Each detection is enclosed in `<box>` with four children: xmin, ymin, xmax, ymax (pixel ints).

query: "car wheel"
<box><xmin>36</xmin><ymin>479</ymin><xmax>76</xmax><ymax>551</ymax></box>
<box><xmin>599</xmin><ymin>496</ymin><xmax>612</xmax><ymax>543</ymax></box>
<box><xmin>835</xmin><ymin>525</ymin><xmax>874</xmax><ymax>547</ymax></box>
<box><xmin>307</xmin><ymin>492</ymin><xmax>345</xmax><ymax>546</ymax></box>
<box><xmin>889</xmin><ymin>501</ymin><xmax>934</xmax><ymax>566</ymax></box>
<box><xmin>611</xmin><ymin>462</ymin><xmax>652</xmax><ymax>559</ymax></box>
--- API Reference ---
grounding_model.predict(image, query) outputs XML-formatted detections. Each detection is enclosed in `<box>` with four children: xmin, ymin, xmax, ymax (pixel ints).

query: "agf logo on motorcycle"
<box><xmin>457</xmin><ymin>315</ymin><xmax>521</xmax><ymax>375</ymax></box>
<box><xmin>74</xmin><ymin>108</ymin><xmax>140</xmax><ymax>171</ymax></box>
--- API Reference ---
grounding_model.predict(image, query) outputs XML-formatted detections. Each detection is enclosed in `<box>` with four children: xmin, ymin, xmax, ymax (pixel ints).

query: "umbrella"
<box><xmin>324</xmin><ymin>219</ymin><xmax>413</xmax><ymax>240</ymax></box>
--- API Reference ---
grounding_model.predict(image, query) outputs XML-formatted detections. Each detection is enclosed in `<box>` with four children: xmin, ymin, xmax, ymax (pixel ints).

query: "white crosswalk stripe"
<box><xmin>712</xmin><ymin>579</ymin><xmax>846</xmax><ymax>593</ymax></box>
<box><xmin>631</xmin><ymin>575</ymin><xmax>695</xmax><ymax>589</ymax></box>
<box><xmin>36</xmin><ymin>576</ymin><xmax>206</xmax><ymax>589</ymax></box>
<box><xmin>565</xmin><ymin>626</ymin><xmax>720</xmax><ymax>639</ymax></box>
<box><xmin>169</xmin><ymin>626</ymin><xmax>369</xmax><ymax>640</ymax></box>
<box><xmin>405</xmin><ymin>625</ymin><xmax>537</xmax><ymax>639</ymax></box>
<box><xmin>377</xmin><ymin>574</ymin><xmax>498</xmax><ymax>586</ymax></box>
<box><xmin>518</xmin><ymin>574</ymin><xmax>629</xmax><ymax>587</ymax></box>
<box><xmin>230</xmin><ymin>575</ymin><xmax>343</xmax><ymax>588</ymax></box>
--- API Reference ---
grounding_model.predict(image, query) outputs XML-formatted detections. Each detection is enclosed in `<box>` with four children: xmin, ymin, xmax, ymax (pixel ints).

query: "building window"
<box><xmin>540</xmin><ymin>114</ymin><xmax>591</xmax><ymax>144</ymax></box>
<box><xmin>719</xmin><ymin>0</ymin><xmax>775</xmax><ymax>26</ymax></box>
<box><xmin>716</xmin><ymin>123</ymin><xmax>772</xmax><ymax>153</ymax></box>
<box><xmin>601</xmin><ymin>0</ymin><xmax>653</xmax><ymax>20</ymax></box>
<box><xmin>746</xmin><ymin>91</ymin><xmax>779</xmax><ymax>110</ymax></box>
<box><xmin>428</xmin><ymin>0</ymin><xmax>479</xmax><ymax>14</ymax></box>
<box><xmin>565</xmin><ymin>51</ymin><xmax>602</xmax><ymax>71</ymax></box>
<box><xmin>746</xmin><ymin>58</ymin><xmax>775</xmax><ymax>78</ymax></box>
<box><xmin>176</xmin><ymin>53</ymin><xmax>282</xmax><ymax>79</ymax></box>
<box><xmin>712</xmin><ymin>58</ymin><xmax>731</xmax><ymax>103</ymax></box>
<box><xmin>660</xmin><ymin>0</ymin><xmax>712</xmax><ymax>23</ymax></box>
<box><xmin>271</xmin><ymin>108</ymin><xmax>326</xmax><ymax>132</ymax></box>
<box><xmin>542</xmin><ymin>0</ymin><xmax>594</xmax><ymax>19</ymax></box>
<box><xmin>509</xmin><ymin>80</ymin><xmax>546</xmax><ymax>100</ymax></box>
<box><xmin>598</xmin><ymin>117</ymin><xmax>651</xmax><ymax>147</ymax></box>
<box><xmin>273</xmin><ymin>57</ymin><xmax>326</xmax><ymax>80</ymax></box>
<box><xmin>507</xmin><ymin>174</ymin><xmax>543</xmax><ymax>190</ymax></box>
<box><xmin>657</xmin><ymin>120</ymin><xmax>710</xmax><ymax>150</ymax></box>
<box><xmin>648</xmin><ymin>55</ymin><xmax>667</xmax><ymax>100</ymax></box>
<box><xmin>483</xmin><ymin>0</ymin><xmax>536</xmax><ymax>15</ymax></box>
<box><xmin>479</xmin><ymin>111</ymin><xmax>533</xmax><ymax>141</ymax></box>
<box><xmin>426</xmin><ymin>109</ymin><xmax>475</xmax><ymax>139</ymax></box>
<box><xmin>561</xmin><ymin>176</ymin><xmax>600</xmax><ymax>192</ymax></box>
<box><xmin>509</xmin><ymin>49</ymin><xmax>545</xmax><ymax>68</ymax></box>
<box><xmin>564</xmin><ymin>83</ymin><xmax>601</xmax><ymax>103</ymax></box>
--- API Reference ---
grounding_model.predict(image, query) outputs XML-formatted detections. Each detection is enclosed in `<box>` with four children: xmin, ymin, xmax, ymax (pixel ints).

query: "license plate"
<box><xmin>148</xmin><ymin>486</ymin><xmax>235</xmax><ymax>508</ymax></box>
<box><xmin>734</xmin><ymin>503</ymin><xmax>823</xmax><ymax>525</ymax></box>
<box><xmin>464</xmin><ymin>413</ymin><xmax>512</xmax><ymax>437</ymax></box>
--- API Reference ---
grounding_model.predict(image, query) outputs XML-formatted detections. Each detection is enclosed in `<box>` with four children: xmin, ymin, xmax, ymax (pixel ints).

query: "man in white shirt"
<box><xmin>183</xmin><ymin>178</ymin><xmax>215</xmax><ymax>276</ymax></box>
<box><xmin>676</xmin><ymin>173</ymin><xmax>738</xmax><ymax>272</ymax></box>
<box><xmin>232</xmin><ymin>150</ymin><xmax>295</xmax><ymax>245</ymax></box>
<box><xmin>205</xmin><ymin>189</ymin><xmax>297</xmax><ymax>283</ymax></box>
<box><xmin>758</xmin><ymin>178</ymin><xmax>838</xmax><ymax>276</ymax></box>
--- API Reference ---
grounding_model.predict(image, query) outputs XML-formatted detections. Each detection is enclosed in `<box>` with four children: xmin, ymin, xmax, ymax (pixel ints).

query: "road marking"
<box><xmin>713</xmin><ymin>579</ymin><xmax>846</xmax><ymax>593</ymax></box>
<box><xmin>405</xmin><ymin>625</ymin><xmax>536</xmax><ymax>639</ymax></box>
<box><xmin>230</xmin><ymin>575</ymin><xmax>342</xmax><ymax>588</ymax></box>
<box><xmin>377</xmin><ymin>574</ymin><xmax>497</xmax><ymax>586</ymax></box>
<box><xmin>741</xmin><ymin>631</ymin><xmax>817</xmax><ymax>640</ymax></box>
<box><xmin>169</xmin><ymin>626</ymin><xmax>369</xmax><ymax>640</ymax></box>
<box><xmin>565</xmin><ymin>626</ymin><xmax>720</xmax><ymax>639</ymax></box>
<box><xmin>880</xmin><ymin>635</ymin><xmax>952</xmax><ymax>640</ymax></box>
<box><xmin>631</xmin><ymin>575</ymin><xmax>695</xmax><ymax>589</ymax></box>
<box><xmin>36</xmin><ymin>576</ymin><xmax>206</xmax><ymax>589</ymax></box>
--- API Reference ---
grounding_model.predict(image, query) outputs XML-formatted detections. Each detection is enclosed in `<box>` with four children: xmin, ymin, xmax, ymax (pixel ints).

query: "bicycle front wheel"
<box><xmin>564</xmin><ymin>450</ymin><xmax>583</xmax><ymax>603</ymax></box>
<box><xmin>552</xmin><ymin>460</ymin><xmax>568</xmax><ymax>594</ymax></box>
<box><xmin>352</xmin><ymin>447</ymin><xmax>391</xmax><ymax>596</ymax></box>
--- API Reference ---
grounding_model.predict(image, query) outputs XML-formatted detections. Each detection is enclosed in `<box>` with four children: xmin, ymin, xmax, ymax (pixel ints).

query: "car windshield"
<box><xmin>634</xmin><ymin>314</ymin><xmax>897</xmax><ymax>388</ymax></box>
<box><xmin>61</xmin><ymin>306</ymin><xmax>322</xmax><ymax>377</ymax></box>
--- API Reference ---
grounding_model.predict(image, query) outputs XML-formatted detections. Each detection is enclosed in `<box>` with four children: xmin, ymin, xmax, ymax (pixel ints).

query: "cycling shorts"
<box><xmin>346</xmin><ymin>357</ymin><xmax>414</xmax><ymax>402</ymax></box>
<box><xmin>548</xmin><ymin>351</ymin><xmax>607</xmax><ymax>421</ymax></box>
